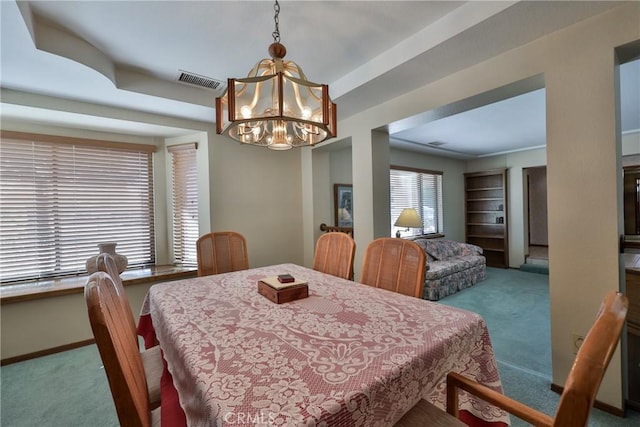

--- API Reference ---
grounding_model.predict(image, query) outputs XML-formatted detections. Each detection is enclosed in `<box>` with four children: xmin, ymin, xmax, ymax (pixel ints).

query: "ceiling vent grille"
<box><xmin>177</xmin><ymin>70</ymin><xmax>225</xmax><ymax>91</ymax></box>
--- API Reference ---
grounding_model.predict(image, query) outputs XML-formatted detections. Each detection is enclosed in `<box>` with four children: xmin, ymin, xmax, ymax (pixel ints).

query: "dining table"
<box><xmin>137</xmin><ymin>263</ymin><xmax>509</xmax><ymax>427</ymax></box>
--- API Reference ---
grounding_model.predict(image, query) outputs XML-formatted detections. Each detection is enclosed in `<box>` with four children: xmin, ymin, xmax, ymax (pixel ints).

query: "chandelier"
<box><xmin>215</xmin><ymin>0</ymin><xmax>337</xmax><ymax>150</ymax></box>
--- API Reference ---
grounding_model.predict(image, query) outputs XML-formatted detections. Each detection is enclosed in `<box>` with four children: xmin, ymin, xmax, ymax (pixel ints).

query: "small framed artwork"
<box><xmin>334</xmin><ymin>184</ymin><xmax>353</xmax><ymax>228</ymax></box>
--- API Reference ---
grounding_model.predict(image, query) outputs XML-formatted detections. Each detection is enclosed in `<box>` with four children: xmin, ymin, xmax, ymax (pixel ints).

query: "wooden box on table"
<box><xmin>257</xmin><ymin>276</ymin><xmax>308</xmax><ymax>304</ymax></box>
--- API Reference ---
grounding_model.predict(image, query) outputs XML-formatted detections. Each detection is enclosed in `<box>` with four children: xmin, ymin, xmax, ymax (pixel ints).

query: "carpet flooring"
<box><xmin>1</xmin><ymin>344</ymin><xmax>118</xmax><ymax>426</ymax></box>
<box><xmin>441</xmin><ymin>267</ymin><xmax>552</xmax><ymax>378</ymax></box>
<box><xmin>440</xmin><ymin>267</ymin><xmax>639</xmax><ymax>427</ymax></box>
<box><xmin>518</xmin><ymin>263</ymin><xmax>549</xmax><ymax>275</ymax></box>
<box><xmin>1</xmin><ymin>267</ymin><xmax>638</xmax><ymax>426</ymax></box>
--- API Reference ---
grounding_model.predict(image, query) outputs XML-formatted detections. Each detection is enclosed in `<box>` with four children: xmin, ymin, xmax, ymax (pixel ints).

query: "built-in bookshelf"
<box><xmin>464</xmin><ymin>169</ymin><xmax>509</xmax><ymax>268</ymax></box>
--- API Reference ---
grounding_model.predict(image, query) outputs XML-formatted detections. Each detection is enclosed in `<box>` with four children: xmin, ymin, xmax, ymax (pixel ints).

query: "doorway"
<box><xmin>523</xmin><ymin>166</ymin><xmax>549</xmax><ymax>271</ymax></box>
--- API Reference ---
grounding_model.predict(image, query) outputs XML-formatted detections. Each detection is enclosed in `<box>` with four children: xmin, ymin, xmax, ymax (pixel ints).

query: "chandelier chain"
<box><xmin>272</xmin><ymin>0</ymin><xmax>281</xmax><ymax>43</ymax></box>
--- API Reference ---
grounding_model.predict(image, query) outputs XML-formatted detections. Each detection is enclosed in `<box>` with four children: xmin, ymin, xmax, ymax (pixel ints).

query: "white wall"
<box><xmin>622</xmin><ymin>131</ymin><xmax>640</xmax><ymax>155</ymax></box>
<box><xmin>330</xmin><ymin>147</ymin><xmax>353</xmax><ymax>189</ymax></box>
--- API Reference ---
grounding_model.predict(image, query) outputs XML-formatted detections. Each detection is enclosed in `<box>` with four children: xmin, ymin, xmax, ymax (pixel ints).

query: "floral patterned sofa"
<box><xmin>412</xmin><ymin>239</ymin><xmax>486</xmax><ymax>301</ymax></box>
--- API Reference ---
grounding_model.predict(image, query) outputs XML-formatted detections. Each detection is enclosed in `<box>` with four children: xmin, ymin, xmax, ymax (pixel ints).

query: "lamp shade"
<box><xmin>394</xmin><ymin>208</ymin><xmax>423</xmax><ymax>228</ymax></box>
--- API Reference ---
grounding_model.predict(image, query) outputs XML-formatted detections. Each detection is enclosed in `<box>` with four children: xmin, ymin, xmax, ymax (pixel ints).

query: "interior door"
<box><xmin>526</xmin><ymin>166</ymin><xmax>548</xmax><ymax>247</ymax></box>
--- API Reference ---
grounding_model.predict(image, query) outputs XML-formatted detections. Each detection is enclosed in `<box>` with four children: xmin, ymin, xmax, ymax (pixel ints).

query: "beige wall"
<box><xmin>1</xmin><ymin>282</ymin><xmax>155</xmax><ymax>360</ymax></box>
<box><xmin>303</xmin><ymin>3</ymin><xmax>640</xmax><ymax>408</ymax></box>
<box><xmin>206</xmin><ymin>132</ymin><xmax>304</xmax><ymax>268</ymax></box>
<box><xmin>543</xmin><ymin>10</ymin><xmax>628</xmax><ymax>406</ymax></box>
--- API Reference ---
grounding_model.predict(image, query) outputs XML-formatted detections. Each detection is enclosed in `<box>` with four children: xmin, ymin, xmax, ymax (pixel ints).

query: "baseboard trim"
<box><xmin>627</xmin><ymin>399</ymin><xmax>640</xmax><ymax>412</ymax></box>
<box><xmin>550</xmin><ymin>383</ymin><xmax>625</xmax><ymax>417</ymax></box>
<box><xmin>1</xmin><ymin>339</ymin><xmax>95</xmax><ymax>366</ymax></box>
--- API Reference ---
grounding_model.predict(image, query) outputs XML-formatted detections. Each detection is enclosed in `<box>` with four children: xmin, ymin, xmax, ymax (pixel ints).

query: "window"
<box><xmin>0</xmin><ymin>132</ymin><xmax>156</xmax><ymax>284</ymax></box>
<box><xmin>390</xmin><ymin>166</ymin><xmax>443</xmax><ymax>238</ymax></box>
<box><xmin>168</xmin><ymin>143</ymin><xmax>198</xmax><ymax>265</ymax></box>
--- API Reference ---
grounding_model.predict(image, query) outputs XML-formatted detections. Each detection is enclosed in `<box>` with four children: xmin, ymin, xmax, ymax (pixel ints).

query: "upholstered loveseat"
<box><xmin>412</xmin><ymin>239</ymin><xmax>486</xmax><ymax>301</ymax></box>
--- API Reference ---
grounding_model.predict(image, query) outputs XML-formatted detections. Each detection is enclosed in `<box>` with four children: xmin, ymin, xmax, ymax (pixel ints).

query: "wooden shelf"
<box><xmin>467</xmin><ymin>234</ymin><xmax>505</xmax><ymax>239</ymax></box>
<box><xmin>466</xmin><ymin>187</ymin><xmax>503</xmax><ymax>191</ymax></box>
<box><xmin>465</xmin><ymin>169</ymin><xmax>509</xmax><ymax>268</ymax></box>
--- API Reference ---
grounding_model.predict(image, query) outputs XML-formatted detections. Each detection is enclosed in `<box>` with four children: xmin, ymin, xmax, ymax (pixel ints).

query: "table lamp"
<box><xmin>394</xmin><ymin>208</ymin><xmax>423</xmax><ymax>238</ymax></box>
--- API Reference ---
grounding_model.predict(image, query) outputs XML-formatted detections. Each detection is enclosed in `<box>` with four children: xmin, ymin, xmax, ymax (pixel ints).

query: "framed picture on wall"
<box><xmin>334</xmin><ymin>184</ymin><xmax>353</xmax><ymax>228</ymax></box>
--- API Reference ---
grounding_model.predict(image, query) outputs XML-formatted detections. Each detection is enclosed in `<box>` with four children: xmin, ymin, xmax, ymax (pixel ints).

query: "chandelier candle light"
<box><xmin>216</xmin><ymin>0</ymin><xmax>337</xmax><ymax>150</ymax></box>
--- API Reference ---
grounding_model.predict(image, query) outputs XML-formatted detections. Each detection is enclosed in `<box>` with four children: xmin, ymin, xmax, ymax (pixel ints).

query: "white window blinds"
<box><xmin>0</xmin><ymin>132</ymin><xmax>156</xmax><ymax>283</ymax></box>
<box><xmin>168</xmin><ymin>143</ymin><xmax>198</xmax><ymax>265</ymax></box>
<box><xmin>390</xmin><ymin>167</ymin><xmax>444</xmax><ymax>238</ymax></box>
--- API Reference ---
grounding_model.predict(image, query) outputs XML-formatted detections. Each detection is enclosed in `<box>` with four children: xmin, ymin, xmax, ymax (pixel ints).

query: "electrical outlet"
<box><xmin>572</xmin><ymin>333</ymin><xmax>585</xmax><ymax>354</ymax></box>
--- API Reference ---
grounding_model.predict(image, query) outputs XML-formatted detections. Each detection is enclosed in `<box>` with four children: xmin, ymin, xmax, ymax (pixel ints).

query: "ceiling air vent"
<box><xmin>177</xmin><ymin>70</ymin><xmax>225</xmax><ymax>91</ymax></box>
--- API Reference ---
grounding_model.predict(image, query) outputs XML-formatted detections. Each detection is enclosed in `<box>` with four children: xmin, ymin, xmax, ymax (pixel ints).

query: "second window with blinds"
<box><xmin>168</xmin><ymin>143</ymin><xmax>199</xmax><ymax>266</ymax></box>
<box><xmin>390</xmin><ymin>166</ymin><xmax>444</xmax><ymax>238</ymax></box>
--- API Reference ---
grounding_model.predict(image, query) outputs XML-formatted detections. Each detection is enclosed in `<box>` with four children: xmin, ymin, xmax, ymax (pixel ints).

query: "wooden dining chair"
<box><xmin>312</xmin><ymin>232</ymin><xmax>356</xmax><ymax>280</ymax></box>
<box><xmin>361</xmin><ymin>238</ymin><xmax>426</xmax><ymax>298</ymax></box>
<box><xmin>85</xmin><ymin>271</ymin><xmax>161</xmax><ymax>427</ymax></box>
<box><xmin>395</xmin><ymin>290</ymin><xmax>629</xmax><ymax>427</ymax></box>
<box><xmin>96</xmin><ymin>254</ymin><xmax>162</xmax><ymax>410</ymax></box>
<box><xmin>196</xmin><ymin>231</ymin><xmax>249</xmax><ymax>276</ymax></box>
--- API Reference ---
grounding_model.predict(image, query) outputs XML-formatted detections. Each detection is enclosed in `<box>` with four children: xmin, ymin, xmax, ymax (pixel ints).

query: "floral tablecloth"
<box><xmin>139</xmin><ymin>263</ymin><xmax>509</xmax><ymax>427</ymax></box>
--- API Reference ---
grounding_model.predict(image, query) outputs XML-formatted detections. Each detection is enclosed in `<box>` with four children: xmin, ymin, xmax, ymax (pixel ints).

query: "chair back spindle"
<box><xmin>361</xmin><ymin>238</ymin><xmax>426</xmax><ymax>298</ymax></box>
<box><xmin>313</xmin><ymin>232</ymin><xmax>356</xmax><ymax>280</ymax></box>
<box><xmin>196</xmin><ymin>231</ymin><xmax>249</xmax><ymax>277</ymax></box>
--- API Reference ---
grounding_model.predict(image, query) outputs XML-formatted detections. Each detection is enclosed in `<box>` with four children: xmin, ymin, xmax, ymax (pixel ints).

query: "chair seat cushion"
<box><xmin>151</xmin><ymin>406</ymin><xmax>162</xmax><ymax>427</ymax></box>
<box><xmin>141</xmin><ymin>345</ymin><xmax>163</xmax><ymax>409</ymax></box>
<box><xmin>395</xmin><ymin>399</ymin><xmax>466</xmax><ymax>426</ymax></box>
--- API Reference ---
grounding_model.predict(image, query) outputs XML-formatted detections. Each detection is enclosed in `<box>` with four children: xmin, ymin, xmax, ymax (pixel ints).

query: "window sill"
<box><xmin>410</xmin><ymin>233</ymin><xmax>445</xmax><ymax>240</ymax></box>
<box><xmin>0</xmin><ymin>265</ymin><xmax>198</xmax><ymax>305</ymax></box>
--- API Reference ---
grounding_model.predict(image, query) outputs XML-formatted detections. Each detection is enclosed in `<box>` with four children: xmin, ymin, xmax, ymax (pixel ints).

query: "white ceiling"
<box><xmin>1</xmin><ymin>1</ymin><xmax>638</xmax><ymax>159</ymax></box>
